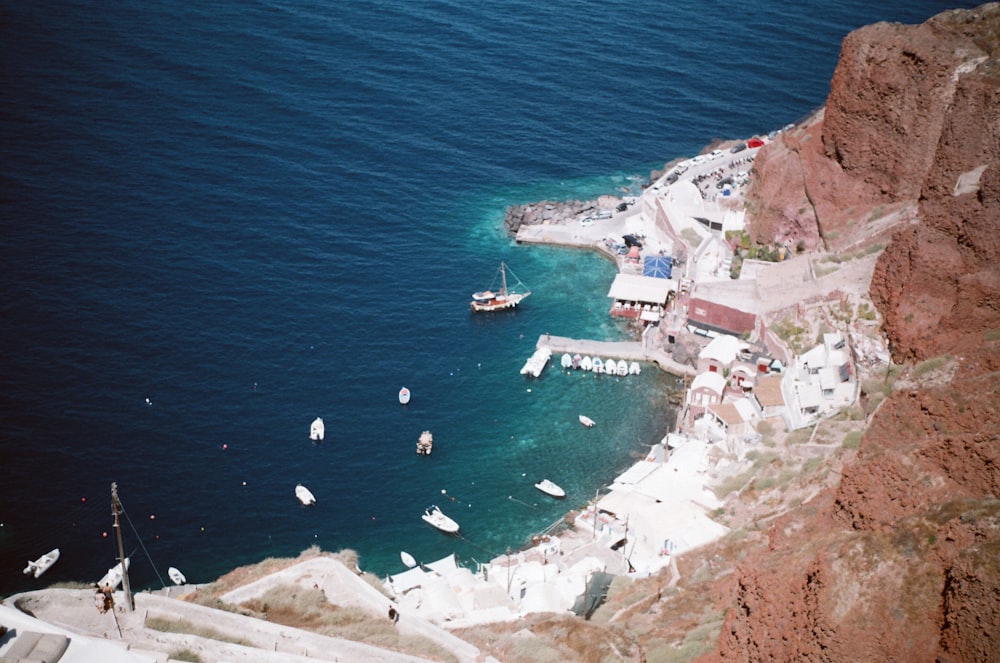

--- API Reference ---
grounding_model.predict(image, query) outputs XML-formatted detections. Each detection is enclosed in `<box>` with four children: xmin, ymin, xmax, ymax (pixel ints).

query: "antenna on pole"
<box><xmin>111</xmin><ymin>482</ymin><xmax>134</xmax><ymax>611</ymax></box>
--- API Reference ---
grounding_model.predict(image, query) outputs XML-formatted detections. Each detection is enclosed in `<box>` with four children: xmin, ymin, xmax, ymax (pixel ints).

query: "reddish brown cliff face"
<box><xmin>705</xmin><ymin>6</ymin><xmax>1000</xmax><ymax>662</ymax></box>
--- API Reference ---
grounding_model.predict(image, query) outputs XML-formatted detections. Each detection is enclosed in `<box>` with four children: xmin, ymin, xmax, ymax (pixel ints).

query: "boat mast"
<box><xmin>500</xmin><ymin>261</ymin><xmax>508</xmax><ymax>296</ymax></box>
<box><xmin>110</xmin><ymin>482</ymin><xmax>134</xmax><ymax>611</ymax></box>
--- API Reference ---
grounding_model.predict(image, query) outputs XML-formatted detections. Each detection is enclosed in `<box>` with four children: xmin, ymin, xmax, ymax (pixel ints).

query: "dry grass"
<box><xmin>239</xmin><ymin>584</ymin><xmax>456</xmax><ymax>663</ymax></box>
<box><xmin>144</xmin><ymin>616</ymin><xmax>252</xmax><ymax>647</ymax></box>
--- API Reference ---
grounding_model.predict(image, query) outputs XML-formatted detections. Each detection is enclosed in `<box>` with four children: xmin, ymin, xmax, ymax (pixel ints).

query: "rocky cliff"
<box><xmin>704</xmin><ymin>5</ymin><xmax>1000</xmax><ymax>661</ymax></box>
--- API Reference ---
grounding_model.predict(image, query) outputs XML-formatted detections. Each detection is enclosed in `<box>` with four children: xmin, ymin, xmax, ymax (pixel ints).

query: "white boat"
<box><xmin>398</xmin><ymin>387</ymin><xmax>410</xmax><ymax>404</ymax></box>
<box><xmin>628</xmin><ymin>362</ymin><xmax>641</xmax><ymax>375</ymax></box>
<box><xmin>416</xmin><ymin>430</ymin><xmax>433</xmax><ymax>455</ymax></box>
<box><xmin>400</xmin><ymin>551</ymin><xmax>417</xmax><ymax>568</ymax></box>
<box><xmin>580</xmin><ymin>356</ymin><xmax>593</xmax><ymax>371</ymax></box>
<box><xmin>421</xmin><ymin>505</ymin><xmax>460</xmax><ymax>533</ymax></box>
<box><xmin>579</xmin><ymin>415</ymin><xmax>596</xmax><ymax>428</ymax></box>
<box><xmin>520</xmin><ymin>346</ymin><xmax>551</xmax><ymax>378</ymax></box>
<box><xmin>616</xmin><ymin>359</ymin><xmax>628</xmax><ymax>376</ymax></box>
<box><xmin>168</xmin><ymin>566</ymin><xmax>187</xmax><ymax>585</ymax></box>
<box><xmin>309</xmin><ymin>417</ymin><xmax>325</xmax><ymax>441</ymax></box>
<box><xmin>591</xmin><ymin>357</ymin><xmax>603</xmax><ymax>373</ymax></box>
<box><xmin>295</xmin><ymin>483</ymin><xmax>316</xmax><ymax>506</ymax></box>
<box><xmin>470</xmin><ymin>262</ymin><xmax>531</xmax><ymax>312</ymax></box>
<box><xmin>23</xmin><ymin>548</ymin><xmax>59</xmax><ymax>578</ymax></box>
<box><xmin>98</xmin><ymin>557</ymin><xmax>130</xmax><ymax>589</ymax></box>
<box><xmin>534</xmin><ymin>479</ymin><xmax>566</xmax><ymax>498</ymax></box>
<box><xmin>604</xmin><ymin>358</ymin><xmax>618</xmax><ymax>375</ymax></box>
<box><xmin>560</xmin><ymin>353</ymin><xmax>572</xmax><ymax>368</ymax></box>
<box><xmin>572</xmin><ymin>354</ymin><xmax>582</xmax><ymax>369</ymax></box>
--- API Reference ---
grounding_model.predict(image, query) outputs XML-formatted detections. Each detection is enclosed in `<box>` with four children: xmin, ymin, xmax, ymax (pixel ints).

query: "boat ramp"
<box><xmin>534</xmin><ymin>334</ymin><xmax>696</xmax><ymax>378</ymax></box>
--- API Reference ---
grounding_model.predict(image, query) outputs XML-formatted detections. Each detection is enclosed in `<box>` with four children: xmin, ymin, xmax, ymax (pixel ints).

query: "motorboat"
<box><xmin>580</xmin><ymin>356</ymin><xmax>593</xmax><ymax>371</ymax></box>
<box><xmin>470</xmin><ymin>262</ymin><xmax>531</xmax><ymax>312</ymax></box>
<box><xmin>98</xmin><ymin>557</ymin><xmax>130</xmax><ymax>589</ymax></box>
<box><xmin>591</xmin><ymin>358</ymin><xmax>603</xmax><ymax>373</ymax></box>
<box><xmin>168</xmin><ymin>566</ymin><xmax>187</xmax><ymax>585</ymax></box>
<box><xmin>400</xmin><ymin>551</ymin><xmax>417</xmax><ymax>568</ymax></box>
<box><xmin>310</xmin><ymin>417</ymin><xmax>325</xmax><ymax>442</ymax></box>
<box><xmin>398</xmin><ymin>387</ymin><xmax>411</xmax><ymax>405</ymax></box>
<box><xmin>628</xmin><ymin>362</ymin><xmax>641</xmax><ymax>375</ymax></box>
<box><xmin>416</xmin><ymin>430</ymin><xmax>433</xmax><ymax>455</ymax></box>
<box><xmin>604</xmin><ymin>359</ymin><xmax>618</xmax><ymax>375</ymax></box>
<box><xmin>579</xmin><ymin>415</ymin><xmax>596</xmax><ymax>428</ymax></box>
<box><xmin>23</xmin><ymin>548</ymin><xmax>59</xmax><ymax>578</ymax></box>
<box><xmin>534</xmin><ymin>479</ymin><xmax>566</xmax><ymax>498</ymax></box>
<box><xmin>561</xmin><ymin>353</ymin><xmax>572</xmax><ymax>368</ymax></box>
<box><xmin>421</xmin><ymin>505</ymin><xmax>460</xmax><ymax>534</ymax></box>
<box><xmin>616</xmin><ymin>359</ymin><xmax>628</xmax><ymax>376</ymax></box>
<box><xmin>572</xmin><ymin>354</ymin><xmax>582</xmax><ymax>369</ymax></box>
<box><xmin>295</xmin><ymin>483</ymin><xmax>316</xmax><ymax>506</ymax></box>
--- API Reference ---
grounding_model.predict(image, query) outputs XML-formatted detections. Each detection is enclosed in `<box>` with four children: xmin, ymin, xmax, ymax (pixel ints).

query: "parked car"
<box><xmin>747</xmin><ymin>137</ymin><xmax>765</xmax><ymax>148</ymax></box>
<box><xmin>730</xmin><ymin>142</ymin><xmax>747</xmax><ymax>153</ymax></box>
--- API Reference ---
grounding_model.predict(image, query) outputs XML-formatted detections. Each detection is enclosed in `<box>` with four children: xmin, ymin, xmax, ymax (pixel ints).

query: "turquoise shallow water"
<box><xmin>0</xmin><ymin>0</ymin><xmax>977</xmax><ymax>594</ymax></box>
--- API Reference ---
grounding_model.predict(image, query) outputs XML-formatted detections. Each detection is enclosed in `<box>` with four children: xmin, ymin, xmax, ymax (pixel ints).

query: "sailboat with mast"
<box><xmin>470</xmin><ymin>261</ymin><xmax>531</xmax><ymax>312</ymax></box>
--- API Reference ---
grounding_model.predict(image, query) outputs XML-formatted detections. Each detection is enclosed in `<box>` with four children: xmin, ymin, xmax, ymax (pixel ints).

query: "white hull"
<box><xmin>310</xmin><ymin>417</ymin><xmax>325</xmax><ymax>441</ymax></box>
<box><xmin>400</xmin><ymin>551</ymin><xmax>417</xmax><ymax>568</ymax></box>
<box><xmin>470</xmin><ymin>262</ymin><xmax>531</xmax><ymax>312</ymax></box>
<box><xmin>534</xmin><ymin>479</ymin><xmax>566</xmax><ymax>498</ymax></box>
<box><xmin>579</xmin><ymin>415</ymin><xmax>596</xmax><ymax>428</ymax></box>
<box><xmin>422</xmin><ymin>506</ymin><xmax>460</xmax><ymax>534</ymax></box>
<box><xmin>98</xmin><ymin>557</ymin><xmax>130</xmax><ymax>589</ymax></box>
<box><xmin>23</xmin><ymin>548</ymin><xmax>60</xmax><ymax>578</ymax></box>
<box><xmin>398</xmin><ymin>387</ymin><xmax>410</xmax><ymax>404</ymax></box>
<box><xmin>168</xmin><ymin>566</ymin><xmax>187</xmax><ymax>585</ymax></box>
<box><xmin>295</xmin><ymin>483</ymin><xmax>316</xmax><ymax>506</ymax></box>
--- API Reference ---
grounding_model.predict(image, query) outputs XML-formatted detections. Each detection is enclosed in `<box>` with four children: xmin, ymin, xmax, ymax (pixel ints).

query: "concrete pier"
<box><xmin>536</xmin><ymin>334</ymin><xmax>696</xmax><ymax>377</ymax></box>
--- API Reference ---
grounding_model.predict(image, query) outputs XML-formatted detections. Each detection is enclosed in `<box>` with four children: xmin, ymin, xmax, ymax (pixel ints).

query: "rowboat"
<box><xmin>168</xmin><ymin>566</ymin><xmax>187</xmax><ymax>585</ymax></box>
<box><xmin>310</xmin><ymin>417</ymin><xmax>325</xmax><ymax>441</ymax></box>
<box><xmin>398</xmin><ymin>387</ymin><xmax>411</xmax><ymax>404</ymax></box>
<box><xmin>295</xmin><ymin>483</ymin><xmax>316</xmax><ymax>506</ymax></box>
<box><xmin>98</xmin><ymin>557</ymin><xmax>130</xmax><ymax>589</ymax></box>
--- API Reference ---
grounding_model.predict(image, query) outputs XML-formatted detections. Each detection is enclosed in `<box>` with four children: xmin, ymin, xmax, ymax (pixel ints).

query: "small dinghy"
<box><xmin>580</xmin><ymin>356</ymin><xmax>593</xmax><ymax>371</ymax></box>
<box><xmin>591</xmin><ymin>357</ymin><xmax>603</xmax><ymax>373</ymax></box>
<box><xmin>534</xmin><ymin>479</ymin><xmax>566</xmax><ymax>498</ymax></box>
<box><xmin>168</xmin><ymin>566</ymin><xmax>187</xmax><ymax>585</ymax></box>
<box><xmin>295</xmin><ymin>483</ymin><xmax>316</xmax><ymax>506</ymax></box>
<box><xmin>579</xmin><ymin>415</ymin><xmax>596</xmax><ymax>428</ymax></box>
<box><xmin>422</xmin><ymin>505</ymin><xmax>460</xmax><ymax>534</ymax></box>
<box><xmin>628</xmin><ymin>362</ymin><xmax>641</xmax><ymax>375</ymax></box>
<box><xmin>310</xmin><ymin>417</ymin><xmax>325</xmax><ymax>442</ymax></box>
<box><xmin>400</xmin><ymin>551</ymin><xmax>417</xmax><ymax>568</ymax></box>
<box><xmin>604</xmin><ymin>358</ymin><xmax>618</xmax><ymax>375</ymax></box>
<box><xmin>572</xmin><ymin>354</ymin><xmax>582</xmax><ymax>369</ymax></box>
<box><xmin>23</xmin><ymin>548</ymin><xmax>60</xmax><ymax>578</ymax></box>
<box><xmin>398</xmin><ymin>387</ymin><xmax>411</xmax><ymax>404</ymax></box>
<box><xmin>560</xmin><ymin>353</ymin><xmax>572</xmax><ymax>368</ymax></box>
<box><xmin>98</xmin><ymin>557</ymin><xmax>130</xmax><ymax>589</ymax></box>
<box><xmin>616</xmin><ymin>359</ymin><xmax>628</xmax><ymax>376</ymax></box>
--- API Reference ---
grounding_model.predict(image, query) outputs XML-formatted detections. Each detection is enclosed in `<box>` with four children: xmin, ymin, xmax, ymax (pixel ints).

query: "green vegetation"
<box><xmin>868</xmin><ymin>206</ymin><xmax>884</xmax><ymax>222</ymax></box>
<box><xmin>913</xmin><ymin>355</ymin><xmax>949</xmax><ymax>377</ymax></box>
<box><xmin>985</xmin><ymin>329</ymin><xmax>1000</xmax><ymax>342</ymax></box>
<box><xmin>647</xmin><ymin>609</ymin><xmax>726</xmax><ymax>663</ymax></box>
<box><xmin>169</xmin><ymin>650</ymin><xmax>203</xmax><ymax>663</ymax></box>
<box><xmin>842</xmin><ymin>431</ymin><xmax>863</xmax><ymax>449</ymax></box>
<box><xmin>771</xmin><ymin>317</ymin><xmax>810</xmax><ymax>355</ymax></box>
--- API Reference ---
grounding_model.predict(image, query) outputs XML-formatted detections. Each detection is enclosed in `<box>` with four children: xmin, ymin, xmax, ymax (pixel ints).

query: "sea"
<box><xmin>1</xmin><ymin>0</ymin><xmax>976</xmax><ymax>595</ymax></box>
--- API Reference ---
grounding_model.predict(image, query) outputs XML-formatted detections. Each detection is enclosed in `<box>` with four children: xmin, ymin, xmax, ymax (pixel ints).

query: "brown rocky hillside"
<box><xmin>701</xmin><ymin>4</ymin><xmax>1000</xmax><ymax>661</ymax></box>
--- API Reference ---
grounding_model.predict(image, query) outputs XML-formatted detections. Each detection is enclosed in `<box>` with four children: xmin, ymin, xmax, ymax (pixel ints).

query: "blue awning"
<box><xmin>642</xmin><ymin>256</ymin><xmax>672</xmax><ymax>279</ymax></box>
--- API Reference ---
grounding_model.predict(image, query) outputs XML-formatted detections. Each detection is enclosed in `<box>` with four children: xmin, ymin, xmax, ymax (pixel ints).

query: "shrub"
<box><xmin>843</xmin><ymin>431</ymin><xmax>863</xmax><ymax>449</ymax></box>
<box><xmin>170</xmin><ymin>650</ymin><xmax>203</xmax><ymax>663</ymax></box>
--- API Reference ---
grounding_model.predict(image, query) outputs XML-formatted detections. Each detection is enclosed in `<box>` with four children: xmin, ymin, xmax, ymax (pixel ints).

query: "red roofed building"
<box><xmin>686</xmin><ymin>297</ymin><xmax>757</xmax><ymax>338</ymax></box>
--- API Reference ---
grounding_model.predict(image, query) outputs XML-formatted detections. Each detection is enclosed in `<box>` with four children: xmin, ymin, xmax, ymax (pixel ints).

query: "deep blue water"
<box><xmin>1</xmin><ymin>0</ymin><xmax>976</xmax><ymax>595</ymax></box>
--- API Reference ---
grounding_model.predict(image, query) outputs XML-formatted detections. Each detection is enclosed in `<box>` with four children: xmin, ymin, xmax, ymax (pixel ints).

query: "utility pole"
<box><xmin>111</xmin><ymin>482</ymin><xmax>134</xmax><ymax>611</ymax></box>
